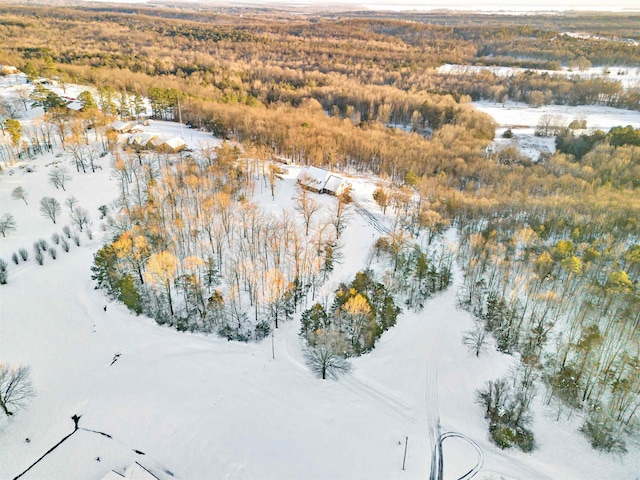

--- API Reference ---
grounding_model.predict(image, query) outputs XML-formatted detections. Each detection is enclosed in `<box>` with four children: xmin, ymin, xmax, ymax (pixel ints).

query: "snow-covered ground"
<box><xmin>473</xmin><ymin>100</ymin><xmax>640</xmax><ymax>131</ymax></box>
<box><xmin>439</xmin><ymin>64</ymin><xmax>640</xmax><ymax>90</ymax></box>
<box><xmin>473</xmin><ymin>99</ymin><xmax>640</xmax><ymax>160</ymax></box>
<box><xmin>1</xmin><ymin>79</ymin><xmax>639</xmax><ymax>479</ymax></box>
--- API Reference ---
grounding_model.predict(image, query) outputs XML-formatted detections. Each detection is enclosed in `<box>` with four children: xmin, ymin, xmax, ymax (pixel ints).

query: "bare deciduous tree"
<box><xmin>306</xmin><ymin>330</ymin><xmax>350</xmax><ymax>380</ymax></box>
<box><xmin>0</xmin><ymin>213</ymin><xmax>17</xmax><ymax>237</ymax></box>
<box><xmin>330</xmin><ymin>191</ymin><xmax>351</xmax><ymax>239</ymax></box>
<box><xmin>40</xmin><ymin>197</ymin><xmax>61</xmax><ymax>224</ymax></box>
<box><xmin>48</xmin><ymin>167</ymin><xmax>71</xmax><ymax>191</ymax></box>
<box><xmin>65</xmin><ymin>195</ymin><xmax>78</xmax><ymax>212</ymax></box>
<box><xmin>463</xmin><ymin>321</ymin><xmax>488</xmax><ymax>357</ymax></box>
<box><xmin>11</xmin><ymin>186</ymin><xmax>28</xmax><ymax>205</ymax></box>
<box><xmin>70</xmin><ymin>206</ymin><xmax>91</xmax><ymax>232</ymax></box>
<box><xmin>294</xmin><ymin>187</ymin><xmax>321</xmax><ymax>236</ymax></box>
<box><xmin>14</xmin><ymin>85</ymin><xmax>31</xmax><ymax>111</ymax></box>
<box><xmin>0</xmin><ymin>364</ymin><xmax>35</xmax><ymax>417</ymax></box>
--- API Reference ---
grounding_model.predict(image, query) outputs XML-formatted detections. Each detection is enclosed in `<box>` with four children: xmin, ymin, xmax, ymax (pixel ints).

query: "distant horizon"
<box><xmin>75</xmin><ymin>0</ymin><xmax>640</xmax><ymax>13</ymax></box>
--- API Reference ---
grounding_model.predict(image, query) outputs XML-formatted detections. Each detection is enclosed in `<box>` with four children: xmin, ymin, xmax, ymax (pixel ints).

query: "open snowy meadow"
<box><xmin>1</xmin><ymin>74</ymin><xmax>639</xmax><ymax>479</ymax></box>
<box><xmin>473</xmin><ymin>99</ymin><xmax>640</xmax><ymax>161</ymax></box>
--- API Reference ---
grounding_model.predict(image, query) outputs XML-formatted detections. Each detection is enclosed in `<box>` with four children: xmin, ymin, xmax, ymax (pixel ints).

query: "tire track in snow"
<box><xmin>352</xmin><ymin>201</ymin><xmax>390</xmax><ymax>234</ymax></box>
<box><xmin>427</xmin><ymin>271</ymin><xmax>484</xmax><ymax>480</ymax></box>
<box><xmin>438</xmin><ymin>431</ymin><xmax>484</xmax><ymax>480</ymax></box>
<box><xmin>339</xmin><ymin>372</ymin><xmax>418</xmax><ymax>425</ymax></box>
<box><xmin>281</xmin><ymin>321</ymin><xmax>415</xmax><ymax>425</ymax></box>
<box><xmin>427</xmin><ymin>311</ymin><xmax>443</xmax><ymax>480</ymax></box>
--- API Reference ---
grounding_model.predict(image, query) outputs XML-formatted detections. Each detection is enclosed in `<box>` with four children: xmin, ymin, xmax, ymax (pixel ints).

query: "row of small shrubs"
<box><xmin>2</xmin><ymin>226</ymin><xmax>93</xmax><ymax>284</ymax></box>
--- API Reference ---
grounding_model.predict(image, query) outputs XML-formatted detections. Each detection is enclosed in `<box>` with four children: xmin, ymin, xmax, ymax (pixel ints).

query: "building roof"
<box><xmin>128</xmin><ymin>132</ymin><xmax>157</xmax><ymax>147</ymax></box>
<box><xmin>109</xmin><ymin>120</ymin><xmax>134</xmax><ymax>132</ymax></box>
<box><xmin>297</xmin><ymin>166</ymin><xmax>348</xmax><ymax>194</ymax></box>
<box><xmin>324</xmin><ymin>175</ymin><xmax>345</xmax><ymax>194</ymax></box>
<box><xmin>163</xmin><ymin>137</ymin><xmax>187</xmax><ymax>150</ymax></box>
<box><xmin>149</xmin><ymin>135</ymin><xmax>186</xmax><ymax>151</ymax></box>
<box><xmin>297</xmin><ymin>166</ymin><xmax>331</xmax><ymax>190</ymax></box>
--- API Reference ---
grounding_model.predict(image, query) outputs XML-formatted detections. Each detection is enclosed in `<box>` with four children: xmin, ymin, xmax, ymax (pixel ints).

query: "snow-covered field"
<box><xmin>1</xmin><ymin>78</ymin><xmax>640</xmax><ymax>479</ymax></box>
<box><xmin>473</xmin><ymin>99</ymin><xmax>640</xmax><ymax>160</ymax></box>
<box><xmin>439</xmin><ymin>64</ymin><xmax>640</xmax><ymax>90</ymax></box>
<box><xmin>473</xmin><ymin>100</ymin><xmax>640</xmax><ymax>131</ymax></box>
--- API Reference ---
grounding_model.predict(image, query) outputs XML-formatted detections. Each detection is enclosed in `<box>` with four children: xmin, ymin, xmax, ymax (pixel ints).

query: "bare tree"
<box><xmin>463</xmin><ymin>321</ymin><xmax>488</xmax><ymax>357</ymax></box>
<box><xmin>0</xmin><ymin>213</ymin><xmax>17</xmax><ymax>237</ymax></box>
<box><xmin>48</xmin><ymin>167</ymin><xmax>71</xmax><ymax>191</ymax></box>
<box><xmin>262</xmin><ymin>268</ymin><xmax>287</xmax><ymax>328</ymax></box>
<box><xmin>40</xmin><ymin>197</ymin><xmax>61</xmax><ymax>224</ymax></box>
<box><xmin>15</xmin><ymin>86</ymin><xmax>31</xmax><ymax>111</ymax></box>
<box><xmin>0</xmin><ymin>364</ymin><xmax>35</xmax><ymax>417</ymax></box>
<box><xmin>86</xmin><ymin>144</ymin><xmax>101</xmax><ymax>173</ymax></box>
<box><xmin>306</xmin><ymin>330</ymin><xmax>350</xmax><ymax>380</ymax></box>
<box><xmin>330</xmin><ymin>191</ymin><xmax>351</xmax><ymax>239</ymax></box>
<box><xmin>294</xmin><ymin>188</ymin><xmax>321</xmax><ymax>236</ymax></box>
<box><xmin>11</xmin><ymin>186</ymin><xmax>28</xmax><ymax>205</ymax></box>
<box><xmin>70</xmin><ymin>206</ymin><xmax>91</xmax><ymax>232</ymax></box>
<box><xmin>65</xmin><ymin>195</ymin><xmax>78</xmax><ymax>212</ymax></box>
<box><xmin>267</xmin><ymin>162</ymin><xmax>283</xmax><ymax>200</ymax></box>
<box><xmin>535</xmin><ymin>114</ymin><xmax>567</xmax><ymax>137</ymax></box>
<box><xmin>68</xmin><ymin>140</ymin><xmax>87</xmax><ymax>173</ymax></box>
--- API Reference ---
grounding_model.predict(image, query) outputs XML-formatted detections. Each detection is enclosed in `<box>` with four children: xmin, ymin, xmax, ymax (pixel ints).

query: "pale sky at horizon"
<box><xmin>81</xmin><ymin>0</ymin><xmax>640</xmax><ymax>11</ymax></box>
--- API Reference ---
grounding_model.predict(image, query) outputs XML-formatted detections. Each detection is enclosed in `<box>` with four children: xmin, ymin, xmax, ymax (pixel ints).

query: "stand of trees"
<box><xmin>92</xmin><ymin>143</ymin><xmax>345</xmax><ymax>340</ymax></box>
<box><xmin>301</xmin><ymin>270</ymin><xmax>400</xmax><ymax>378</ymax></box>
<box><xmin>458</xmin><ymin>205</ymin><xmax>640</xmax><ymax>453</ymax></box>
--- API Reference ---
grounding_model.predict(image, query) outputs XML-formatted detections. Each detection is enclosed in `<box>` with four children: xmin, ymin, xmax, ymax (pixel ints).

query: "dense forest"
<box><xmin>1</xmin><ymin>4</ymin><xmax>639</xmax><ymax>456</ymax></box>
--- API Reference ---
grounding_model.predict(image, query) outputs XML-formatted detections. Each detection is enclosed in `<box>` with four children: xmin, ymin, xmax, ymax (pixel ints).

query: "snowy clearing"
<box><xmin>473</xmin><ymin>99</ymin><xmax>640</xmax><ymax>159</ymax></box>
<box><xmin>439</xmin><ymin>64</ymin><xmax>640</xmax><ymax>90</ymax></box>
<box><xmin>473</xmin><ymin>100</ymin><xmax>640</xmax><ymax>131</ymax></box>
